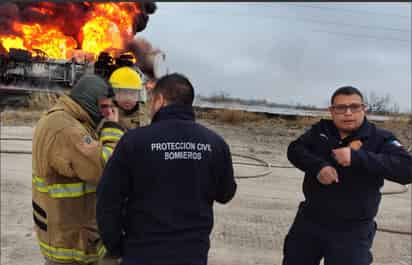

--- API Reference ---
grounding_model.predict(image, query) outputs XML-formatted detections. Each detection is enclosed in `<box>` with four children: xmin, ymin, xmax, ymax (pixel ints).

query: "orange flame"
<box><xmin>0</xmin><ymin>2</ymin><xmax>143</xmax><ymax>60</ymax></box>
<box><xmin>82</xmin><ymin>16</ymin><xmax>122</xmax><ymax>56</ymax></box>
<box><xmin>13</xmin><ymin>22</ymin><xmax>77</xmax><ymax>59</ymax></box>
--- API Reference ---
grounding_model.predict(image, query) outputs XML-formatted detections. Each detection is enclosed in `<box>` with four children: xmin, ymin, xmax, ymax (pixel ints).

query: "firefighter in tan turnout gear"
<box><xmin>108</xmin><ymin>66</ymin><xmax>151</xmax><ymax>130</ymax></box>
<box><xmin>32</xmin><ymin>74</ymin><xmax>125</xmax><ymax>265</ymax></box>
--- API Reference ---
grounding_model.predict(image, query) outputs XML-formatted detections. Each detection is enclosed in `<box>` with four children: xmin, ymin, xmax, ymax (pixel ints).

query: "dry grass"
<box><xmin>195</xmin><ymin>108</ymin><xmax>325</xmax><ymax>131</ymax></box>
<box><xmin>196</xmin><ymin>108</ymin><xmax>411</xmax><ymax>150</ymax></box>
<box><xmin>283</xmin><ymin>116</ymin><xmax>321</xmax><ymax>129</ymax></box>
<box><xmin>195</xmin><ymin>108</ymin><xmax>267</xmax><ymax>125</ymax></box>
<box><xmin>1</xmin><ymin>109</ymin><xmax>44</xmax><ymax>126</ymax></box>
<box><xmin>27</xmin><ymin>92</ymin><xmax>59</xmax><ymax>110</ymax></box>
<box><xmin>1</xmin><ymin>92</ymin><xmax>59</xmax><ymax>126</ymax></box>
<box><xmin>380</xmin><ymin>115</ymin><xmax>412</xmax><ymax>146</ymax></box>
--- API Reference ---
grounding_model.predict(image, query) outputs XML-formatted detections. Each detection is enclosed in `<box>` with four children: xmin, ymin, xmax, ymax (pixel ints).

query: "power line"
<box><xmin>275</xmin><ymin>8</ymin><xmax>410</xmax><ymax>33</ymax></box>
<box><xmin>189</xmin><ymin>10</ymin><xmax>410</xmax><ymax>45</ymax></box>
<box><xmin>261</xmin><ymin>12</ymin><xmax>411</xmax><ymax>43</ymax></box>
<box><xmin>245</xmin><ymin>9</ymin><xmax>410</xmax><ymax>35</ymax></box>
<box><xmin>210</xmin><ymin>4</ymin><xmax>410</xmax><ymax>32</ymax></box>
<box><xmin>309</xmin><ymin>28</ymin><xmax>410</xmax><ymax>45</ymax></box>
<box><xmin>292</xmin><ymin>4</ymin><xmax>411</xmax><ymax>19</ymax></box>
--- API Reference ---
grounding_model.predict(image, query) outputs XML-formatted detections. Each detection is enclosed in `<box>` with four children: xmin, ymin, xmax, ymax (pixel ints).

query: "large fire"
<box><xmin>0</xmin><ymin>2</ymin><xmax>155</xmax><ymax>60</ymax></box>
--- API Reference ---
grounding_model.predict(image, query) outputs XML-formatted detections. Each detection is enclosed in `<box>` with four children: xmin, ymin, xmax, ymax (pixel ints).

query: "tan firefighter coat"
<box><xmin>32</xmin><ymin>95</ymin><xmax>124</xmax><ymax>264</ymax></box>
<box><xmin>118</xmin><ymin>101</ymin><xmax>151</xmax><ymax>130</ymax></box>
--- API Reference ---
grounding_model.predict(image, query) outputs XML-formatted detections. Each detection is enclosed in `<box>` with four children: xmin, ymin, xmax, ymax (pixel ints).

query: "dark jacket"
<box><xmin>287</xmin><ymin>118</ymin><xmax>412</xmax><ymax>224</ymax></box>
<box><xmin>96</xmin><ymin>104</ymin><xmax>237</xmax><ymax>264</ymax></box>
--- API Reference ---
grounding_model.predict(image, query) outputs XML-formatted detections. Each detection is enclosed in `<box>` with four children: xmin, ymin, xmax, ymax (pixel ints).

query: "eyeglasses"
<box><xmin>331</xmin><ymin>103</ymin><xmax>365</xmax><ymax>114</ymax></box>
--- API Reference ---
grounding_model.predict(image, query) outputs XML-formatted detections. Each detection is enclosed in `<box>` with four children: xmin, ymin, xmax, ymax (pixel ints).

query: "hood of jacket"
<box><xmin>69</xmin><ymin>74</ymin><xmax>113</xmax><ymax>125</ymax></box>
<box><xmin>48</xmin><ymin>95</ymin><xmax>96</xmax><ymax>129</ymax></box>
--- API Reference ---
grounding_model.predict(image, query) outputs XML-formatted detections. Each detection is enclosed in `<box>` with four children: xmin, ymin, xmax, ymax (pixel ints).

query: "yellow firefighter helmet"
<box><xmin>109</xmin><ymin>67</ymin><xmax>146</xmax><ymax>103</ymax></box>
<box><xmin>109</xmin><ymin>66</ymin><xmax>143</xmax><ymax>90</ymax></box>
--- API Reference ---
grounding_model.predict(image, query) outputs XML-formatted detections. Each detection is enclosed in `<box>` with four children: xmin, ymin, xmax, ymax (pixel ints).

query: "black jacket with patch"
<box><xmin>287</xmin><ymin>118</ymin><xmax>412</xmax><ymax>224</ymax></box>
<box><xmin>96</xmin><ymin>104</ymin><xmax>237</xmax><ymax>264</ymax></box>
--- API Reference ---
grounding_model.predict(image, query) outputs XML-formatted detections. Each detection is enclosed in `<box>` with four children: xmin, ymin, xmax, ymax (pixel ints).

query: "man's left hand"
<box><xmin>332</xmin><ymin>147</ymin><xmax>351</xmax><ymax>167</ymax></box>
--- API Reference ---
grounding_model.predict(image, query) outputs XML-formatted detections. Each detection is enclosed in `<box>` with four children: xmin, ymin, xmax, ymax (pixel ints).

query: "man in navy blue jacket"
<box><xmin>96</xmin><ymin>73</ymin><xmax>237</xmax><ymax>265</ymax></box>
<box><xmin>282</xmin><ymin>86</ymin><xmax>412</xmax><ymax>265</ymax></box>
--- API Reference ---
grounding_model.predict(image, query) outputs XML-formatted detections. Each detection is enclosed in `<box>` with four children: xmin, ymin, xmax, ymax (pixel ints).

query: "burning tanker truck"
<box><xmin>0</xmin><ymin>1</ymin><xmax>167</xmax><ymax>89</ymax></box>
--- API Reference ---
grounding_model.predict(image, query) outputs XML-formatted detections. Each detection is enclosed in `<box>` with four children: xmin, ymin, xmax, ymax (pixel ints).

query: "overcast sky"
<box><xmin>140</xmin><ymin>3</ymin><xmax>411</xmax><ymax>112</ymax></box>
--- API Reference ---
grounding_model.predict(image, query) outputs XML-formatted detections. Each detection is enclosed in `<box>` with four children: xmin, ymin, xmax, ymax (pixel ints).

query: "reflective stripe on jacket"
<box><xmin>38</xmin><ymin>237</ymin><xmax>106</xmax><ymax>264</ymax></box>
<box><xmin>33</xmin><ymin>175</ymin><xmax>96</xmax><ymax>198</ymax></box>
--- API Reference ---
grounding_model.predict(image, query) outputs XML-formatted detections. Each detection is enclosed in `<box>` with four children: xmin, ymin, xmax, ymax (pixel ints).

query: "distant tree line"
<box><xmin>364</xmin><ymin>92</ymin><xmax>400</xmax><ymax>114</ymax></box>
<box><xmin>197</xmin><ymin>91</ymin><xmax>403</xmax><ymax>114</ymax></box>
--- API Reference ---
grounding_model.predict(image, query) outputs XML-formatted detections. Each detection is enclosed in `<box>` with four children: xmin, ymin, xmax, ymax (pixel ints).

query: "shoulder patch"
<box><xmin>76</xmin><ymin>135</ymin><xmax>99</xmax><ymax>157</ymax></box>
<box><xmin>83</xmin><ymin>135</ymin><xmax>93</xmax><ymax>144</ymax></box>
<box><xmin>389</xmin><ymin>140</ymin><xmax>402</xmax><ymax>147</ymax></box>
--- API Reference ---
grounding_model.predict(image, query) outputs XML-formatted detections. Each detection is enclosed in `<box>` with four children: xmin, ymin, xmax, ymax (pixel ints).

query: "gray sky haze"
<box><xmin>141</xmin><ymin>3</ymin><xmax>411</xmax><ymax>112</ymax></box>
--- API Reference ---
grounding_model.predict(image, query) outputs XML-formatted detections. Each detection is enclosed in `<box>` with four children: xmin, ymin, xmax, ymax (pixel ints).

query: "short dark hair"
<box><xmin>152</xmin><ymin>73</ymin><xmax>194</xmax><ymax>106</ymax></box>
<box><xmin>331</xmin><ymin>86</ymin><xmax>364</xmax><ymax>105</ymax></box>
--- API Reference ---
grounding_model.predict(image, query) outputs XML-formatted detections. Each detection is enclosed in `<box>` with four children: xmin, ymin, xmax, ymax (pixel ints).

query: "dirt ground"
<box><xmin>1</xmin><ymin>116</ymin><xmax>411</xmax><ymax>265</ymax></box>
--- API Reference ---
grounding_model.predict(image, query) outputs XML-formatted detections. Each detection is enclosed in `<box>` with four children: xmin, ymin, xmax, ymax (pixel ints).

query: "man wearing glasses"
<box><xmin>282</xmin><ymin>86</ymin><xmax>412</xmax><ymax>265</ymax></box>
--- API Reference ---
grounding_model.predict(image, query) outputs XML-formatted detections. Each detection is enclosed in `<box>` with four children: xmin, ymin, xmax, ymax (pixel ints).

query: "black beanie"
<box><xmin>70</xmin><ymin>74</ymin><xmax>113</xmax><ymax>125</ymax></box>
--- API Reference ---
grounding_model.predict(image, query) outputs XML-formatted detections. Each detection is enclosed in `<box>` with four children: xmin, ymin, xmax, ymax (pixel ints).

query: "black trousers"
<box><xmin>282</xmin><ymin>207</ymin><xmax>377</xmax><ymax>265</ymax></box>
